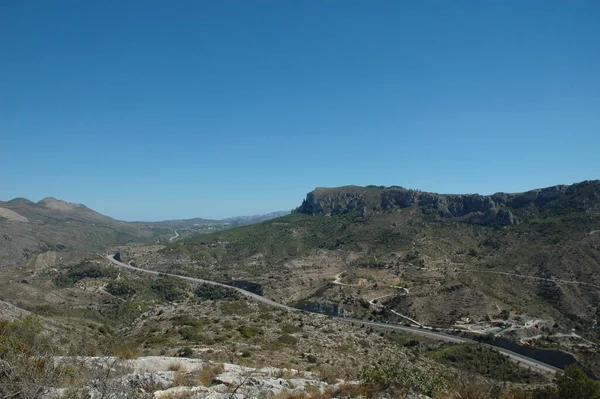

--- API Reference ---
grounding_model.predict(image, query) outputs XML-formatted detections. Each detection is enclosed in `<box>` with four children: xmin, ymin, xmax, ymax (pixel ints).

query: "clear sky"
<box><xmin>1</xmin><ymin>1</ymin><xmax>599</xmax><ymax>221</ymax></box>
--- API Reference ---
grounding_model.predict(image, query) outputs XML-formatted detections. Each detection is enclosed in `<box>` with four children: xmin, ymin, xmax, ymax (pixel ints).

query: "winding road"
<box><xmin>105</xmin><ymin>254</ymin><xmax>560</xmax><ymax>374</ymax></box>
<box><xmin>169</xmin><ymin>230</ymin><xmax>180</xmax><ymax>242</ymax></box>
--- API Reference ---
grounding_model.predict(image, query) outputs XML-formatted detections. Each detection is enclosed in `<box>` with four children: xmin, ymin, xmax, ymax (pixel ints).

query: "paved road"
<box><xmin>105</xmin><ymin>254</ymin><xmax>560</xmax><ymax>374</ymax></box>
<box><xmin>106</xmin><ymin>254</ymin><xmax>295</xmax><ymax>311</ymax></box>
<box><xmin>169</xmin><ymin>230</ymin><xmax>180</xmax><ymax>242</ymax></box>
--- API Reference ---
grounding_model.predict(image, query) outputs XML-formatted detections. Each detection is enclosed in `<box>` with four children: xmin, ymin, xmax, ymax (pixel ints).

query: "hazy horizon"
<box><xmin>2</xmin><ymin>178</ymin><xmax>597</xmax><ymax>222</ymax></box>
<box><xmin>2</xmin><ymin>2</ymin><xmax>598</xmax><ymax>220</ymax></box>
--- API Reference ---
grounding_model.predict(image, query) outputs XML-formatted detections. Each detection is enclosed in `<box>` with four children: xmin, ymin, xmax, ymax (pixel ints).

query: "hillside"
<box><xmin>0</xmin><ymin>196</ymin><xmax>288</xmax><ymax>269</ymax></box>
<box><xmin>1</xmin><ymin>182</ymin><xmax>600</xmax><ymax>396</ymax></box>
<box><xmin>147</xmin><ymin>210</ymin><xmax>291</xmax><ymax>233</ymax></box>
<box><xmin>120</xmin><ymin>181</ymin><xmax>600</xmax><ymax>375</ymax></box>
<box><xmin>0</xmin><ymin>197</ymin><xmax>162</xmax><ymax>269</ymax></box>
<box><xmin>0</xmin><ymin>256</ymin><xmax>558</xmax><ymax>398</ymax></box>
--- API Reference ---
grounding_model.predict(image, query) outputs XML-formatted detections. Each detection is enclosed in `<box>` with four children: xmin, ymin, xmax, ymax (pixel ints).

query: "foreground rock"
<box><xmin>42</xmin><ymin>356</ymin><xmax>432</xmax><ymax>398</ymax></box>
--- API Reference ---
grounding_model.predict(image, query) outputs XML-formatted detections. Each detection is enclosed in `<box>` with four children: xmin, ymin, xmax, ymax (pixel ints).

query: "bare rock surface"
<box><xmin>0</xmin><ymin>299</ymin><xmax>31</xmax><ymax>321</ymax></box>
<box><xmin>43</xmin><ymin>356</ymin><xmax>429</xmax><ymax>398</ymax></box>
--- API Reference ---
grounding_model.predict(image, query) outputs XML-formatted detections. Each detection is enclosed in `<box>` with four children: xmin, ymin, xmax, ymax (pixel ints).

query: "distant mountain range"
<box><xmin>0</xmin><ymin>196</ymin><xmax>289</xmax><ymax>268</ymax></box>
<box><xmin>148</xmin><ymin>211</ymin><xmax>290</xmax><ymax>228</ymax></box>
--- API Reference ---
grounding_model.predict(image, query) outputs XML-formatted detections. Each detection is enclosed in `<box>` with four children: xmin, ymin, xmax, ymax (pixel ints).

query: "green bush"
<box><xmin>105</xmin><ymin>280</ymin><xmax>137</xmax><ymax>299</ymax></box>
<box><xmin>171</xmin><ymin>315</ymin><xmax>207</xmax><ymax>328</ymax></box>
<box><xmin>100</xmin><ymin>299</ymin><xmax>149</xmax><ymax>325</ymax></box>
<box><xmin>178</xmin><ymin>326</ymin><xmax>200</xmax><ymax>341</ymax></box>
<box><xmin>151</xmin><ymin>276</ymin><xmax>186</xmax><ymax>301</ymax></box>
<box><xmin>195</xmin><ymin>283</ymin><xmax>240</xmax><ymax>301</ymax></box>
<box><xmin>0</xmin><ymin>316</ymin><xmax>45</xmax><ymax>356</ymax></box>
<box><xmin>237</xmin><ymin>325</ymin><xmax>263</xmax><ymax>339</ymax></box>
<box><xmin>427</xmin><ymin>343</ymin><xmax>543</xmax><ymax>383</ymax></box>
<box><xmin>280</xmin><ymin>324</ymin><xmax>302</xmax><ymax>334</ymax></box>
<box><xmin>54</xmin><ymin>261</ymin><xmax>116</xmax><ymax>287</ymax></box>
<box><xmin>277</xmin><ymin>333</ymin><xmax>298</xmax><ymax>345</ymax></box>
<box><xmin>556</xmin><ymin>364</ymin><xmax>600</xmax><ymax>399</ymax></box>
<box><xmin>359</xmin><ymin>359</ymin><xmax>448</xmax><ymax>396</ymax></box>
<box><xmin>0</xmin><ymin>316</ymin><xmax>88</xmax><ymax>398</ymax></box>
<box><xmin>220</xmin><ymin>301</ymin><xmax>250</xmax><ymax>315</ymax></box>
<box><xmin>178</xmin><ymin>346</ymin><xmax>194</xmax><ymax>358</ymax></box>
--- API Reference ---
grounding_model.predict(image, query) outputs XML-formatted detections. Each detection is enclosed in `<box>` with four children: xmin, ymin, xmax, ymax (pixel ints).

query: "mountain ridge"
<box><xmin>0</xmin><ymin>195</ymin><xmax>290</xmax><ymax>269</ymax></box>
<box><xmin>298</xmin><ymin>180</ymin><xmax>600</xmax><ymax>227</ymax></box>
<box><xmin>1</xmin><ymin>196</ymin><xmax>289</xmax><ymax>226</ymax></box>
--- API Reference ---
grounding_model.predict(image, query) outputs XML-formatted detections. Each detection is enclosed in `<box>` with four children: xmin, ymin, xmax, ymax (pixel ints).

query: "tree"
<box><xmin>555</xmin><ymin>365</ymin><xmax>600</xmax><ymax>399</ymax></box>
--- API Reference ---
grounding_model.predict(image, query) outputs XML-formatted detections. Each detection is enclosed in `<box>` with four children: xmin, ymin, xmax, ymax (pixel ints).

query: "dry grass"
<box><xmin>173</xmin><ymin>370</ymin><xmax>194</xmax><ymax>386</ymax></box>
<box><xmin>270</xmin><ymin>392</ymin><xmax>309</xmax><ymax>399</ymax></box>
<box><xmin>270</xmin><ymin>384</ymin><xmax>385</xmax><ymax>399</ymax></box>
<box><xmin>499</xmin><ymin>391</ymin><xmax>537</xmax><ymax>399</ymax></box>
<box><xmin>198</xmin><ymin>363</ymin><xmax>225</xmax><ymax>387</ymax></box>
<box><xmin>316</xmin><ymin>366</ymin><xmax>340</xmax><ymax>385</ymax></box>
<box><xmin>113</xmin><ymin>345</ymin><xmax>140</xmax><ymax>359</ymax></box>
<box><xmin>85</xmin><ymin>345</ymin><xmax>99</xmax><ymax>356</ymax></box>
<box><xmin>445</xmin><ymin>374</ymin><xmax>495</xmax><ymax>399</ymax></box>
<box><xmin>168</xmin><ymin>362</ymin><xmax>183</xmax><ymax>371</ymax></box>
<box><xmin>171</xmin><ymin>364</ymin><xmax>225</xmax><ymax>387</ymax></box>
<box><xmin>273</xmin><ymin>368</ymin><xmax>300</xmax><ymax>379</ymax></box>
<box><xmin>332</xmin><ymin>383</ymin><xmax>381</xmax><ymax>399</ymax></box>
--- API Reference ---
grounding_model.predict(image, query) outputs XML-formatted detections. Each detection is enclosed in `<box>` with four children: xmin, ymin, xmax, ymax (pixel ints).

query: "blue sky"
<box><xmin>1</xmin><ymin>1</ymin><xmax>599</xmax><ymax>221</ymax></box>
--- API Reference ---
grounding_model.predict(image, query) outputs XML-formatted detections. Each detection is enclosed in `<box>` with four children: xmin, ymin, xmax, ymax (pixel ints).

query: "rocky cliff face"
<box><xmin>297</xmin><ymin>180</ymin><xmax>600</xmax><ymax>227</ymax></box>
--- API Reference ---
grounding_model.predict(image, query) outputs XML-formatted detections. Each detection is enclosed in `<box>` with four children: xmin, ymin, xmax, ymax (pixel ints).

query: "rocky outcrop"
<box><xmin>297</xmin><ymin>180</ymin><xmax>600</xmax><ymax>227</ymax></box>
<box><xmin>0</xmin><ymin>300</ymin><xmax>31</xmax><ymax>321</ymax></box>
<box><xmin>43</xmin><ymin>356</ymin><xmax>417</xmax><ymax>399</ymax></box>
<box><xmin>299</xmin><ymin>190</ymin><xmax>368</xmax><ymax>218</ymax></box>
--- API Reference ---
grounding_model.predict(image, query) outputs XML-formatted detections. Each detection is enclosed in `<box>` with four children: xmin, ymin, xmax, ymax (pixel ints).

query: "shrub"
<box><xmin>495</xmin><ymin>309</ymin><xmax>510</xmax><ymax>320</ymax></box>
<box><xmin>427</xmin><ymin>343</ymin><xmax>544</xmax><ymax>383</ymax></box>
<box><xmin>54</xmin><ymin>261</ymin><xmax>116</xmax><ymax>287</ymax></box>
<box><xmin>178</xmin><ymin>326</ymin><xmax>200</xmax><ymax>341</ymax></box>
<box><xmin>151</xmin><ymin>276</ymin><xmax>186</xmax><ymax>301</ymax></box>
<box><xmin>359</xmin><ymin>359</ymin><xmax>448</xmax><ymax>396</ymax></box>
<box><xmin>178</xmin><ymin>347</ymin><xmax>194</xmax><ymax>358</ymax></box>
<box><xmin>171</xmin><ymin>315</ymin><xmax>207</xmax><ymax>328</ymax></box>
<box><xmin>318</xmin><ymin>367</ymin><xmax>339</xmax><ymax>384</ymax></box>
<box><xmin>199</xmin><ymin>364</ymin><xmax>225</xmax><ymax>386</ymax></box>
<box><xmin>173</xmin><ymin>370</ymin><xmax>191</xmax><ymax>386</ymax></box>
<box><xmin>113</xmin><ymin>345</ymin><xmax>140</xmax><ymax>359</ymax></box>
<box><xmin>238</xmin><ymin>325</ymin><xmax>263</xmax><ymax>338</ymax></box>
<box><xmin>278</xmin><ymin>333</ymin><xmax>298</xmax><ymax>345</ymax></box>
<box><xmin>195</xmin><ymin>283</ymin><xmax>240</xmax><ymax>301</ymax></box>
<box><xmin>168</xmin><ymin>362</ymin><xmax>182</xmax><ymax>371</ymax></box>
<box><xmin>220</xmin><ymin>301</ymin><xmax>250</xmax><ymax>315</ymax></box>
<box><xmin>281</xmin><ymin>324</ymin><xmax>302</xmax><ymax>334</ymax></box>
<box><xmin>105</xmin><ymin>280</ymin><xmax>137</xmax><ymax>299</ymax></box>
<box><xmin>306</xmin><ymin>354</ymin><xmax>318</xmax><ymax>363</ymax></box>
<box><xmin>449</xmin><ymin>373</ymin><xmax>496</xmax><ymax>399</ymax></box>
<box><xmin>555</xmin><ymin>364</ymin><xmax>600</xmax><ymax>399</ymax></box>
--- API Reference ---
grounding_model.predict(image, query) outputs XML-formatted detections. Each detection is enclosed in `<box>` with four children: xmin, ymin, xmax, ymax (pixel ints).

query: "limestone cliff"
<box><xmin>297</xmin><ymin>180</ymin><xmax>600</xmax><ymax>227</ymax></box>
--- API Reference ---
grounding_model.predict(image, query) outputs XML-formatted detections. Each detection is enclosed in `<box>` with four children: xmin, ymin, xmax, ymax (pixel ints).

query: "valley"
<box><xmin>1</xmin><ymin>181</ymin><xmax>600</xmax><ymax>398</ymax></box>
